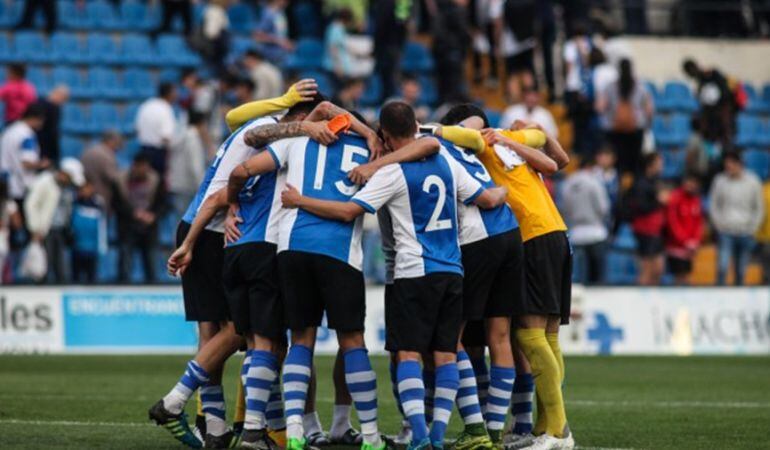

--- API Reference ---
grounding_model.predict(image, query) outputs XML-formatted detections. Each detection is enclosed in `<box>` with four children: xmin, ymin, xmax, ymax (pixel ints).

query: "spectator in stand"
<box><xmin>324</xmin><ymin>0</ymin><xmax>368</xmax><ymax>32</ymax></box>
<box><xmin>0</xmin><ymin>103</ymin><xmax>49</xmax><ymax>204</ymax></box>
<box><xmin>683</xmin><ymin>59</ymin><xmax>734</xmax><ymax>148</ymax></box>
<box><xmin>81</xmin><ymin>130</ymin><xmax>123</xmax><ymax>214</ymax></box>
<box><xmin>199</xmin><ymin>0</ymin><xmax>230</xmax><ymax>77</ymax></box>
<box><xmin>385</xmin><ymin>75</ymin><xmax>431</xmax><ymax>123</ymax></box>
<box><xmin>470</xmin><ymin>0</ymin><xmax>498</xmax><ymax>87</ymax></box>
<box><xmin>15</xmin><ymin>0</ymin><xmax>56</xmax><ymax>34</ymax></box>
<box><xmin>665</xmin><ymin>173</ymin><xmax>703</xmax><ymax>285</ymax></box>
<box><xmin>594</xmin><ymin>146</ymin><xmax>620</xmax><ymax>210</ymax></box>
<box><xmin>496</xmin><ymin>0</ymin><xmax>537</xmax><ymax>100</ymax></box>
<box><xmin>331</xmin><ymin>77</ymin><xmax>365</xmax><ymax>112</ymax></box>
<box><xmin>135</xmin><ymin>83</ymin><xmax>178</xmax><ymax>178</ymax></box>
<box><xmin>32</xmin><ymin>85</ymin><xmax>69</xmax><ymax>164</ymax></box>
<box><xmin>499</xmin><ymin>82</ymin><xmax>558</xmax><ymax>137</ymax></box>
<box><xmin>373</xmin><ymin>0</ymin><xmax>411</xmax><ymax>101</ymax></box>
<box><xmin>560</xmin><ymin>157</ymin><xmax>611</xmax><ymax>284</ymax></box>
<box><xmin>254</xmin><ymin>0</ymin><xmax>292</xmax><ymax>65</ymax></box>
<box><xmin>156</xmin><ymin>0</ymin><xmax>193</xmax><ymax>36</ymax></box>
<box><xmin>563</xmin><ymin>22</ymin><xmax>595</xmax><ymax>156</ymax></box>
<box><xmin>233</xmin><ymin>78</ymin><xmax>256</xmax><ymax>105</ymax></box>
<box><xmin>709</xmin><ymin>152</ymin><xmax>764</xmax><ymax>285</ymax></box>
<box><xmin>115</xmin><ymin>154</ymin><xmax>166</xmax><ymax>283</ymax></box>
<box><xmin>0</xmin><ymin>180</ymin><xmax>22</xmax><ymax>283</ymax></box>
<box><xmin>323</xmin><ymin>8</ymin><xmax>375</xmax><ymax>80</ymax></box>
<box><xmin>756</xmin><ymin>180</ymin><xmax>770</xmax><ymax>284</ymax></box>
<box><xmin>242</xmin><ymin>49</ymin><xmax>283</xmax><ymax>100</ymax></box>
<box><xmin>429</xmin><ymin>0</ymin><xmax>470</xmax><ymax>103</ymax></box>
<box><xmin>597</xmin><ymin>58</ymin><xmax>654</xmax><ymax>174</ymax></box>
<box><xmin>70</xmin><ymin>182</ymin><xmax>106</xmax><ymax>284</ymax></box>
<box><xmin>0</xmin><ymin>64</ymin><xmax>37</xmax><ymax>125</ymax></box>
<box><xmin>627</xmin><ymin>153</ymin><xmax>667</xmax><ymax>285</ymax></box>
<box><xmin>24</xmin><ymin>158</ymin><xmax>85</xmax><ymax>283</ymax></box>
<box><xmin>168</xmin><ymin>112</ymin><xmax>207</xmax><ymax>221</ymax></box>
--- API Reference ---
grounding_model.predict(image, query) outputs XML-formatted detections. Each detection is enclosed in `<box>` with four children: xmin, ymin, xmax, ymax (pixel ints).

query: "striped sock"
<box><xmin>389</xmin><ymin>359</ymin><xmax>406</xmax><ymax>419</ymax></box>
<box><xmin>423</xmin><ymin>368</ymin><xmax>435</xmax><ymax>425</ymax></box>
<box><xmin>486</xmin><ymin>366</ymin><xmax>515</xmax><ymax>433</ymax></box>
<box><xmin>397</xmin><ymin>360</ymin><xmax>429</xmax><ymax>444</ymax></box>
<box><xmin>245</xmin><ymin>350</ymin><xmax>279</xmax><ymax>431</ymax></box>
<box><xmin>429</xmin><ymin>362</ymin><xmax>459</xmax><ymax>447</ymax></box>
<box><xmin>241</xmin><ymin>350</ymin><xmax>253</xmax><ymax>386</ymax></box>
<box><xmin>471</xmin><ymin>357</ymin><xmax>489</xmax><ymax>417</ymax></box>
<box><xmin>344</xmin><ymin>348</ymin><xmax>381</xmax><ymax>445</ymax></box>
<box><xmin>234</xmin><ymin>351</ymin><xmax>252</xmax><ymax>430</ymax></box>
<box><xmin>200</xmin><ymin>384</ymin><xmax>227</xmax><ymax>437</ymax></box>
<box><xmin>266</xmin><ymin>380</ymin><xmax>286</xmax><ymax>430</ymax></box>
<box><xmin>163</xmin><ymin>360</ymin><xmax>210</xmax><ymax>414</ymax></box>
<box><xmin>283</xmin><ymin>345</ymin><xmax>312</xmax><ymax>440</ymax></box>
<box><xmin>511</xmin><ymin>372</ymin><xmax>534</xmax><ymax>435</ymax></box>
<box><xmin>456</xmin><ymin>351</ymin><xmax>485</xmax><ymax>426</ymax></box>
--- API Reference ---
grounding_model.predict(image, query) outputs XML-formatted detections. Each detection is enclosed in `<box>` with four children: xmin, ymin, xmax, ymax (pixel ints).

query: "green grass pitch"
<box><xmin>1</xmin><ymin>355</ymin><xmax>769</xmax><ymax>449</ymax></box>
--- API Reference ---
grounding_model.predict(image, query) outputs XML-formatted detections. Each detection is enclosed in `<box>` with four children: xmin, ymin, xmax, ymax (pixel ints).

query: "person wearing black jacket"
<box><xmin>33</xmin><ymin>86</ymin><xmax>69</xmax><ymax>165</ymax></box>
<box><xmin>429</xmin><ymin>0</ymin><xmax>471</xmax><ymax>103</ymax></box>
<box><xmin>626</xmin><ymin>153</ymin><xmax>667</xmax><ymax>285</ymax></box>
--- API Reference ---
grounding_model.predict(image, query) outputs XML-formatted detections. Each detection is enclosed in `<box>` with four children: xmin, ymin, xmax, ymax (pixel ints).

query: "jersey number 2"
<box><xmin>423</xmin><ymin>175</ymin><xmax>451</xmax><ymax>232</ymax></box>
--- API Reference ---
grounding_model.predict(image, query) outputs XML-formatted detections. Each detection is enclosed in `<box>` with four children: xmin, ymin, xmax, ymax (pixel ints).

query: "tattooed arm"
<box><xmin>308</xmin><ymin>101</ymin><xmax>385</xmax><ymax>159</ymax></box>
<box><xmin>243</xmin><ymin>120</ymin><xmax>338</xmax><ymax>149</ymax></box>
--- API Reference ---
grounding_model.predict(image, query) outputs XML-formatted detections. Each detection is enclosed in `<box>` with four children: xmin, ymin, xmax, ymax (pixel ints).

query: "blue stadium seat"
<box><xmin>298</xmin><ymin>70</ymin><xmax>333</xmax><ymax>97</ymax></box>
<box><xmin>120</xmin><ymin>0</ymin><xmax>154</xmax><ymax>31</ymax></box>
<box><xmin>283</xmin><ymin>38</ymin><xmax>324</xmax><ymax>71</ymax></box>
<box><xmin>0</xmin><ymin>34</ymin><xmax>11</xmax><ymax>63</ymax></box>
<box><xmin>52</xmin><ymin>66</ymin><xmax>87</xmax><ymax>98</ymax></box>
<box><xmin>227</xmin><ymin>3</ymin><xmax>254</xmax><ymax>34</ymax></box>
<box><xmin>0</xmin><ymin>103</ymin><xmax>4</xmax><ymax>124</ymax></box>
<box><xmin>643</xmin><ymin>80</ymin><xmax>658</xmax><ymax>99</ymax></box>
<box><xmin>86</xmin><ymin>33</ymin><xmax>120</xmax><ymax>65</ymax></box>
<box><xmin>13</xmin><ymin>32</ymin><xmax>50</xmax><ymax>63</ymax></box>
<box><xmin>485</xmin><ymin>109</ymin><xmax>502</xmax><ymax>128</ymax></box>
<box><xmin>0</xmin><ymin>0</ymin><xmax>20</xmax><ymax>27</ymax></box>
<box><xmin>62</xmin><ymin>104</ymin><xmax>90</xmax><ymax>134</ymax></box>
<box><xmin>89</xmin><ymin>0</ymin><xmax>123</xmax><ymax>31</ymax></box>
<box><xmin>90</xmin><ymin>67</ymin><xmax>130</xmax><ymax>100</ymax></box>
<box><xmin>402</xmin><ymin>42</ymin><xmax>434</xmax><ymax>73</ymax></box>
<box><xmin>657</xmin><ymin>81</ymin><xmax>698</xmax><ymax>112</ymax></box>
<box><xmin>120</xmin><ymin>34</ymin><xmax>156</xmax><ymax>65</ymax></box>
<box><xmin>661</xmin><ymin>148</ymin><xmax>686</xmax><ymax>180</ymax></box>
<box><xmin>90</xmin><ymin>102</ymin><xmax>122</xmax><ymax>134</ymax></box>
<box><xmin>58</xmin><ymin>1</ymin><xmax>94</xmax><ymax>30</ymax></box>
<box><xmin>653</xmin><ymin>113</ymin><xmax>690</xmax><ymax>148</ymax></box>
<box><xmin>604</xmin><ymin>250</ymin><xmax>638</xmax><ymax>285</ymax></box>
<box><xmin>743</xmin><ymin>84</ymin><xmax>770</xmax><ymax>115</ymax></box>
<box><xmin>418</xmin><ymin>76</ymin><xmax>438</xmax><ymax>105</ymax></box>
<box><xmin>743</xmin><ymin>148</ymin><xmax>770</xmax><ymax>180</ymax></box>
<box><xmin>291</xmin><ymin>1</ymin><xmax>322</xmax><ymax>38</ymax></box>
<box><xmin>60</xmin><ymin>135</ymin><xmax>83</xmax><ymax>159</ymax></box>
<box><xmin>50</xmin><ymin>32</ymin><xmax>85</xmax><ymax>64</ymax></box>
<box><xmin>360</xmin><ymin>76</ymin><xmax>382</xmax><ymax>106</ymax></box>
<box><xmin>121</xmin><ymin>102</ymin><xmax>140</xmax><ymax>134</ymax></box>
<box><xmin>734</xmin><ymin>113</ymin><xmax>762</xmax><ymax>147</ymax></box>
<box><xmin>156</xmin><ymin>34</ymin><xmax>200</xmax><ymax>66</ymax></box>
<box><xmin>612</xmin><ymin>223</ymin><xmax>637</xmax><ymax>251</ymax></box>
<box><xmin>26</xmin><ymin>66</ymin><xmax>50</xmax><ymax>96</ymax></box>
<box><xmin>158</xmin><ymin>68</ymin><xmax>180</xmax><ymax>83</ymax></box>
<box><xmin>124</xmin><ymin>68</ymin><xmax>155</xmax><ymax>99</ymax></box>
<box><xmin>228</xmin><ymin>35</ymin><xmax>255</xmax><ymax>63</ymax></box>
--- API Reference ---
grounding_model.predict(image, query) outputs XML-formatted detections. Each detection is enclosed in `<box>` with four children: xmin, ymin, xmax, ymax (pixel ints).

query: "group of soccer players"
<box><xmin>147</xmin><ymin>79</ymin><xmax>575</xmax><ymax>450</ymax></box>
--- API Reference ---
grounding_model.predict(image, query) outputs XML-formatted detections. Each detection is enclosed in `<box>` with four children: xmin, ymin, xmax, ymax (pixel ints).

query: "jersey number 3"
<box><xmin>423</xmin><ymin>175</ymin><xmax>451</xmax><ymax>232</ymax></box>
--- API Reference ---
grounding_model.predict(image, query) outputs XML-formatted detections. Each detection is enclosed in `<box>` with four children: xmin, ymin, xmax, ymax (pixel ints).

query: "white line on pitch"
<box><xmin>569</xmin><ymin>399</ymin><xmax>770</xmax><ymax>409</ymax></box>
<box><xmin>0</xmin><ymin>419</ymin><xmax>150</xmax><ymax>428</ymax></box>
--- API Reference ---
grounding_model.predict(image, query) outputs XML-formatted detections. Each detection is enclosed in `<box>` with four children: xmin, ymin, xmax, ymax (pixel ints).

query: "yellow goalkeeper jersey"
<box><xmin>476</xmin><ymin>130</ymin><xmax>567</xmax><ymax>242</ymax></box>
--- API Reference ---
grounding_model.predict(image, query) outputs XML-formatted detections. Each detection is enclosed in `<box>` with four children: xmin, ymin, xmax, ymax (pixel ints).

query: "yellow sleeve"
<box><xmin>499</xmin><ymin>129</ymin><xmax>547</xmax><ymax>149</ymax></box>
<box><xmin>440</xmin><ymin>126</ymin><xmax>486</xmax><ymax>153</ymax></box>
<box><xmin>224</xmin><ymin>83</ymin><xmax>310</xmax><ymax>131</ymax></box>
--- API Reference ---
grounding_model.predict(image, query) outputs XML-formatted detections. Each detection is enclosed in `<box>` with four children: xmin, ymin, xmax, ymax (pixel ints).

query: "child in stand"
<box><xmin>70</xmin><ymin>182</ymin><xmax>107</xmax><ymax>283</ymax></box>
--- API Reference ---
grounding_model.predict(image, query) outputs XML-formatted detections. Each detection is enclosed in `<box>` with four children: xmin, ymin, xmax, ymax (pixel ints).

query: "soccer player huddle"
<box><xmin>148</xmin><ymin>79</ymin><xmax>574</xmax><ymax>450</ymax></box>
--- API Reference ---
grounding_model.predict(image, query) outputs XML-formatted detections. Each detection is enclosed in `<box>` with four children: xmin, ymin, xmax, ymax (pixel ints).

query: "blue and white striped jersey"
<box><xmin>438</xmin><ymin>138</ymin><xmax>518</xmax><ymax>245</ymax></box>
<box><xmin>352</xmin><ymin>150</ymin><xmax>484</xmax><ymax>279</ymax></box>
<box><xmin>182</xmin><ymin>116</ymin><xmax>279</xmax><ymax>233</ymax></box>
<box><xmin>227</xmin><ymin>166</ymin><xmax>287</xmax><ymax>247</ymax></box>
<box><xmin>267</xmin><ymin>133</ymin><xmax>371</xmax><ymax>270</ymax></box>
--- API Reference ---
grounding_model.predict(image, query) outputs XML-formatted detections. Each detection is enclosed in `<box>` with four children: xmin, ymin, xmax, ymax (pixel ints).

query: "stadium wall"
<box><xmin>0</xmin><ymin>286</ymin><xmax>768</xmax><ymax>356</ymax></box>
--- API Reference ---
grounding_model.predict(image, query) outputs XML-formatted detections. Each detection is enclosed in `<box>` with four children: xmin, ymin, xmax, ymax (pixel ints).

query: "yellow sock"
<box><xmin>534</xmin><ymin>393</ymin><xmax>547</xmax><ymax>435</ymax></box>
<box><xmin>516</xmin><ymin>328</ymin><xmax>566</xmax><ymax>438</ymax></box>
<box><xmin>196</xmin><ymin>391</ymin><xmax>203</xmax><ymax>418</ymax></box>
<box><xmin>546</xmin><ymin>332</ymin><xmax>565</xmax><ymax>384</ymax></box>
<box><xmin>234</xmin><ymin>374</ymin><xmax>245</xmax><ymax>425</ymax></box>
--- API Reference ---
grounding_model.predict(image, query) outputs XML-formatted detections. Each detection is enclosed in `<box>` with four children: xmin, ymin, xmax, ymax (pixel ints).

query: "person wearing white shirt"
<box><xmin>135</xmin><ymin>83</ymin><xmax>178</xmax><ymax>178</ymax></box>
<box><xmin>0</xmin><ymin>103</ymin><xmax>48</xmax><ymax>202</ymax></box>
<box><xmin>242</xmin><ymin>49</ymin><xmax>284</xmax><ymax>100</ymax></box>
<box><xmin>499</xmin><ymin>85</ymin><xmax>559</xmax><ymax>137</ymax></box>
<box><xmin>168</xmin><ymin>112</ymin><xmax>208</xmax><ymax>222</ymax></box>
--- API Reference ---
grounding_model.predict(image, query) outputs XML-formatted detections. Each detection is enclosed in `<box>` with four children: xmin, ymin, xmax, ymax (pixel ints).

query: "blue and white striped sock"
<box><xmin>266</xmin><ymin>380</ymin><xmax>286</xmax><ymax>430</ymax></box>
<box><xmin>429</xmin><ymin>363</ymin><xmax>459</xmax><ymax>448</ymax></box>
<box><xmin>241</xmin><ymin>350</ymin><xmax>253</xmax><ymax>387</ymax></box>
<box><xmin>201</xmin><ymin>384</ymin><xmax>227</xmax><ymax>437</ymax></box>
<box><xmin>456</xmin><ymin>351</ymin><xmax>485</xmax><ymax>425</ymax></box>
<box><xmin>511</xmin><ymin>372</ymin><xmax>534</xmax><ymax>435</ymax></box>
<box><xmin>423</xmin><ymin>368</ymin><xmax>435</xmax><ymax>425</ymax></box>
<box><xmin>245</xmin><ymin>350</ymin><xmax>279</xmax><ymax>431</ymax></box>
<box><xmin>397</xmin><ymin>360</ymin><xmax>429</xmax><ymax>445</ymax></box>
<box><xmin>471</xmin><ymin>357</ymin><xmax>490</xmax><ymax>417</ymax></box>
<box><xmin>163</xmin><ymin>360</ymin><xmax>210</xmax><ymax>414</ymax></box>
<box><xmin>344</xmin><ymin>348</ymin><xmax>381</xmax><ymax>445</ymax></box>
<box><xmin>389</xmin><ymin>359</ymin><xmax>406</xmax><ymax>419</ymax></box>
<box><xmin>486</xmin><ymin>366</ymin><xmax>515</xmax><ymax>432</ymax></box>
<box><xmin>283</xmin><ymin>345</ymin><xmax>312</xmax><ymax>440</ymax></box>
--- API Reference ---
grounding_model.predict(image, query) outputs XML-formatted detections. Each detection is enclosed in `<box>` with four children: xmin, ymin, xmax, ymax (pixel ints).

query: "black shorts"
<box><xmin>667</xmin><ymin>255</ymin><xmax>692</xmax><ymax>275</ymax></box>
<box><xmin>277</xmin><ymin>250</ymin><xmax>365</xmax><ymax>332</ymax></box>
<box><xmin>222</xmin><ymin>242</ymin><xmax>287</xmax><ymax>343</ymax></box>
<box><xmin>635</xmin><ymin>233</ymin><xmax>664</xmax><ymax>258</ymax></box>
<box><xmin>388</xmin><ymin>273</ymin><xmax>463</xmax><ymax>354</ymax></box>
<box><xmin>461</xmin><ymin>228</ymin><xmax>524</xmax><ymax>321</ymax></box>
<box><xmin>522</xmin><ymin>231</ymin><xmax>572</xmax><ymax>325</ymax></box>
<box><xmin>384</xmin><ymin>283</ymin><xmax>397</xmax><ymax>352</ymax></box>
<box><xmin>177</xmin><ymin>221</ymin><xmax>229</xmax><ymax>322</ymax></box>
<box><xmin>461</xmin><ymin>320</ymin><xmax>486</xmax><ymax>348</ymax></box>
